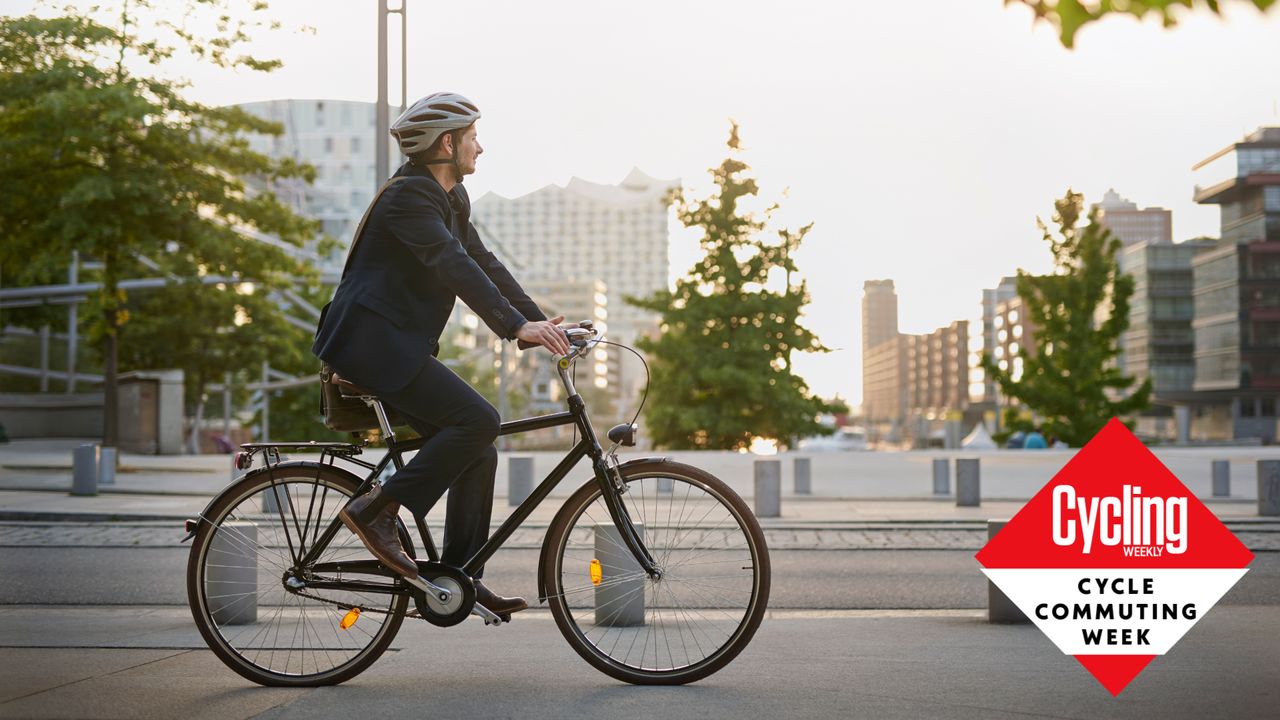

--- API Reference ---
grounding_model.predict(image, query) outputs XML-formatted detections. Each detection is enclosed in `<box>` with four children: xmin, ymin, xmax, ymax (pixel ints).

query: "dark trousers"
<box><xmin>376</xmin><ymin>356</ymin><xmax>500</xmax><ymax>578</ymax></box>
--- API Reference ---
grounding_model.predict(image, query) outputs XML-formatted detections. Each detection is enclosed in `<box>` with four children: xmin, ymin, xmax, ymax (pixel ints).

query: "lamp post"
<box><xmin>375</xmin><ymin>0</ymin><xmax>409</xmax><ymax>189</ymax></box>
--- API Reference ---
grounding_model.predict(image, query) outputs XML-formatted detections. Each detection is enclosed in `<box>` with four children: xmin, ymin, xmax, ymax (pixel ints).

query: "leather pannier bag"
<box><xmin>317</xmin><ymin>363</ymin><xmax>405</xmax><ymax>432</ymax></box>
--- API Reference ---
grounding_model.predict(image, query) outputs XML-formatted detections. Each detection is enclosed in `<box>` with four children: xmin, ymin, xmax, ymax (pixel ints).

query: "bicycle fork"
<box><xmin>597</xmin><ymin>455</ymin><xmax>661</xmax><ymax>578</ymax></box>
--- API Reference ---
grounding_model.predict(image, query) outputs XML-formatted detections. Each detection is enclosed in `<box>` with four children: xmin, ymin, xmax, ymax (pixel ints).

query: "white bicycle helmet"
<box><xmin>389</xmin><ymin>92</ymin><xmax>481</xmax><ymax>156</ymax></box>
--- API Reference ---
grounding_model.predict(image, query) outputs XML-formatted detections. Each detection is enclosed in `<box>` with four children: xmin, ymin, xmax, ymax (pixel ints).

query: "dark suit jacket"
<box><xmin>313</xmin><ymin>161</ymin><xmax>546</xmax><ymax>394</ymax></box>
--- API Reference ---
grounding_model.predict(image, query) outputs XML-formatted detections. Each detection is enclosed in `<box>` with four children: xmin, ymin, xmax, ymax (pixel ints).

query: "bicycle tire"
<box><xmin>186</xmin><ymin>462</ymin><xmax>410</xmax><ymax>687</ymax></box>
<box><xmin>542</xmin><ymin>459</ymin><xmax>770</xmax><ymax>685</ymax></box>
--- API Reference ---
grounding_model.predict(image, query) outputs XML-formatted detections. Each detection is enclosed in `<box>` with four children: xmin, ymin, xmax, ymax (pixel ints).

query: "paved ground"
<box><xmin>0</xmin><ymin>606</ymin><xmax>1276</xmax><ymax>719</ymax></box>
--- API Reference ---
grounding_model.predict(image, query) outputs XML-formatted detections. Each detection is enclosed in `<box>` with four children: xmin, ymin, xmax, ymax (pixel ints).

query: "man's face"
<box><xmin>452</xmin><ymin>124</ymin><xmax>483</xmax><ymax>175</ymax></box>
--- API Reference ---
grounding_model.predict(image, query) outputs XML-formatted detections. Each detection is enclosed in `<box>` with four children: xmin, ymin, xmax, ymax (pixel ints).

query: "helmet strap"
<box><xmin>420</xmin><ymin>129</ymin><xmax>465</xmax><ymax>182</ymax></box>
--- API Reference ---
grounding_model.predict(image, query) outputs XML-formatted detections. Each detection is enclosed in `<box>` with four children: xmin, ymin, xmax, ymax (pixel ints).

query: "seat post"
<box><xmin>368</xmin><ymin>398</ymin><xmax>397</xmax><ymax>444</ymax></box>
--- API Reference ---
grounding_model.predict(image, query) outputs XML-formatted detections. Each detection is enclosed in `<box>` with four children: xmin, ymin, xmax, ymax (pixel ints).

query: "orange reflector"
<box><xmin>590</xmin><ymin>558</ymin><xmax>602</xmax><ymax>586</ymax></box>
<box><xmin>340</xmin><ymin>608</ymin><xmax>360</xmax><ymax>630</ymax></box>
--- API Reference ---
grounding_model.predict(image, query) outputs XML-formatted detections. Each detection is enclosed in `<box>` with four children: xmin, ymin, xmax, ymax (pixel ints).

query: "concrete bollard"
<box><xmin>1260</xmin><ymin>461</ymin><xmax>1280</xmax><ymax>517</ymax></box>
<box><xmin>794</xmin><ymin>457</ymin><xmax>812</xmax><ymax>495</ymax></box>
<box><xmin>206</xmin><ymin>523</ymin><xmax>259</xmax><ymax>625</ymax></box>
<box><xmin>656</xmin><ymin>477</ymin><xmax>673</xmax><ymax>494</ymax></box>
<box><xmin>71</xmin><ymin>444</ymin><xmax>99</xmax><ymax>496</ymax></box>
<box><xmin>754</xmin><ymin>459</ymin><xmax>782</xmax><ymax>518</ymax></box>
<box><xmin>956</xmin><ymin>458</ymin><xmax>980</xmax><ymax>507</ymax></box>
<box><xmin>1212</xmin><ymin>460</ymin><xmax>1230</xmax><ymax>498</ymax></box>
<box><xmin>98</xmin><ymin>447</ymin><xmax>116</xmax><ymax>486</ymax></box>
<box><xmin>987</xmin><ymin>520</ymin><xmax>1028</xmax><ymax>624</ymax></box>
<box><xmin>932</xmin><ymin>458</ymin><xmax>950</xmax><ymax>495</ymax></box>
<box><xmin>508</xmin><ymin>456</ymin><xmax>534</xmax><ymax>507</ymax></box>
<box><xmin>594</xmin><ymin>523</ymin><xmax>645</xmax><ymax>626</ymax></box>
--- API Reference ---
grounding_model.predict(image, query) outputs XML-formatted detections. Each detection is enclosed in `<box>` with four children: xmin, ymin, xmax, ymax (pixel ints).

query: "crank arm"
<box><xmin>403</xmin><ymin>574</ymin><xmax>452</xmax><ymax>603</ymax></box>
<box><xmin>472</xmin><ymin>603</ymin><xmax>504</xmax><ymax>626</ymax></box>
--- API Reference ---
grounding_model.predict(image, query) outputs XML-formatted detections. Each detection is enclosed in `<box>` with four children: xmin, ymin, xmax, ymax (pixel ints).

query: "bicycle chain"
<box><xmin>291</xmin><ymin>581</ymin><xmax>402</xmax><ymax>618</ymax></box>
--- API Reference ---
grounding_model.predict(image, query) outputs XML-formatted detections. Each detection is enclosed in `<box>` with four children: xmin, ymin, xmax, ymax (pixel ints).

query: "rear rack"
<box><xmin>235</xmin><ymin>441</ymin><xmax>365</xmax><ymax>470</ymax></box>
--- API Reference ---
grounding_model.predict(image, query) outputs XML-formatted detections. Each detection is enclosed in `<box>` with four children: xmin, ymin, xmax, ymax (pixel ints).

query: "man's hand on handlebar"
<box><xmin>516</xmin><ymin>315</ymin><xmax>572</xmax><ymax>355</ymax></box>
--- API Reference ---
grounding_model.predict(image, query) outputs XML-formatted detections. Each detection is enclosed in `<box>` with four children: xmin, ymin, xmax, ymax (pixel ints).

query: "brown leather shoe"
<box><xmin>474</xmin><ymin>581</ymin><xmax>528</xmax><ymax>619</ymax></box>
<box><xmin>339</xmin><ymin>486</ymin><xmax>418</xmax><ymax>578</ymax></box>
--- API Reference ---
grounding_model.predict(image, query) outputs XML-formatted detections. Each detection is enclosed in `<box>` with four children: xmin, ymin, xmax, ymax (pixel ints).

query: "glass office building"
<box><xmin>1188</xmin><ymin>126</ymin><xmax>1280</xmax><ymax>441</ymax></box>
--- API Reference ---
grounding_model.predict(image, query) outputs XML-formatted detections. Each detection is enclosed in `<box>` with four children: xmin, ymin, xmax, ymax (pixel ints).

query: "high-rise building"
<box><xmin>860</xmin><ymin>279</ymin><xmax>901</xmax><ymax>425</ymax></box>
<box><xmin>237</xmin><ymin>99</ymin><xmax>400</xmax><ymax>268</ymax></box>
<box><xmin>862</xmin><ymin>280</ymin><xmax>899</xmax><ymax>353</ymax></box>
<box><xmin>471</xmin><ymin>168</ymin><xmax>677</xmax><ymax>406</ymax></box>
<box><xmin>1188</xmin><ymin>126</ymin><xmax>1280</xmax><ymax>442</ymax></box>
<box><xmin>1119</xmin><ymin>240</ymin><xmax>1215</xmax><ymax>396</ymax></box>
<box><xmin>1093</xmin><ymin>189</ymin><xmax>1173</xmax><ymax>247</ymax></box>
<box><xmin>861</xmin><ymin>280</ymin><xmax>904</xmax><ymax>427</ymax></box>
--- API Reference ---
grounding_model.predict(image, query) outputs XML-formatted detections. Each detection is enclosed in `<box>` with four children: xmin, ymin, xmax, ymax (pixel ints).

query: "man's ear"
<box><xmin>439</xmin><ymin>131</ymin><xmax>454</xmax><ymax>156</ymax></box>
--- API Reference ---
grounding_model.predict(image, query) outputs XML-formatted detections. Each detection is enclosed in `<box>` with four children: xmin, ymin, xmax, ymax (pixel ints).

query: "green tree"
<box><xmin>983</xmin><ymin>190</ymin><xmax>1152</xmax><ymax>446</ymax></box>
<box><xmin>628</xmin><ymin>124</ymin><xmax>839</xmax><ymax>451</ymax></box>
<box><xmin>1010</xmin><ymin>0</ymin><xmax>1275</xmax><ymax>48</ymax></box>
<box><xmin>0</xmin><ymin>6</ymin><xmax>318</xmax><ymax>448</ymax></box>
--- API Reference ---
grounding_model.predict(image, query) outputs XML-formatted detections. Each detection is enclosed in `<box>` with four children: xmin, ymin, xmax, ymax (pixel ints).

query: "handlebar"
<box><xmin>516</xmin><ymin>321</ymin><xmax>598</xmax><ymax>353</ymax></box>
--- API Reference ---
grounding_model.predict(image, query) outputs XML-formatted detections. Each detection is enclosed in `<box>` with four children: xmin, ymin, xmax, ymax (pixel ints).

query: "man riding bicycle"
<box><xmin>312</xmin><ymin>92</ymin><xmax>571</xmax><ymax>619</ymax></box>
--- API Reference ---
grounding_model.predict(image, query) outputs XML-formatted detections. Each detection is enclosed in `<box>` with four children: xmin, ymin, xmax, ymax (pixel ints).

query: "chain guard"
<box><xmin>408</xmin><ymin>561</ymin><xmax>475</xmax><ymax>627</ymax></box>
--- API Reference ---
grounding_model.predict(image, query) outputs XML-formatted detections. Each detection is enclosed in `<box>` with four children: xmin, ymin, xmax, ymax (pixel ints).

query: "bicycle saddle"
<box><xmin>330</xmin><ymin>373</ymin><xmax>375</xmax><ymax>397</ymax></box>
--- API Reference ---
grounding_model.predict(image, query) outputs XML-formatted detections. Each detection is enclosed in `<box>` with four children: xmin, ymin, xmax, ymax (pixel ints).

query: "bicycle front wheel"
<box><xmin>543</xmin><ymin>459</ymin><xmax>770</xmax><ymax>685</ymax></box>
<box><xmin>186</xmin><ymin>463</ymin><xmax>410</xmax><ymax>686</ymax></box>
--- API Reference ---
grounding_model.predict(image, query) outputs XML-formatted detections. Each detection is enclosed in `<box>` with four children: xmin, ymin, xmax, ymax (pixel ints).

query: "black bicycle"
<box><xmin>185</xmin><ymin>324</ymin><xmax>770</xmax><ymax>686</ymax></box>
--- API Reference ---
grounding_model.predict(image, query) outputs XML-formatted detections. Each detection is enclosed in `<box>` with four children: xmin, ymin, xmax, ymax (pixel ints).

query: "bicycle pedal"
<box><xmin>472</xmin><ymin>603</ymin><xmax>505</xmax><ymax>627</ymax></box>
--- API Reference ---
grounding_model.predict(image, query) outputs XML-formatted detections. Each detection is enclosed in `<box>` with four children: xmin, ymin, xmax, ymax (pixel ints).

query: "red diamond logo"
<box><xmin>976</xmin><ymin>418</ymin><xmax>1253</xmax><ymax>696</ymax></box>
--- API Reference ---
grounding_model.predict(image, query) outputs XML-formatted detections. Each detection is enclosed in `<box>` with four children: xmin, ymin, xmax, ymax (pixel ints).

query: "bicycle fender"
<box><xmin>181</xmin><ymin>461</ymin><xmax>368</xmax><ymax>542</ymax></box>
<box><xmin>536</xmin><ymin>455</ymin><xmax>670</xmax><ymax>604</ymax></box>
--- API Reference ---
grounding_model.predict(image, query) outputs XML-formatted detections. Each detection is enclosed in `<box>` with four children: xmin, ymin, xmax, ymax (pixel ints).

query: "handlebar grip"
<box><xmin>517</xmin><ymin>339</ymin><xmax>539</xmax><ymax>350</ymax></box>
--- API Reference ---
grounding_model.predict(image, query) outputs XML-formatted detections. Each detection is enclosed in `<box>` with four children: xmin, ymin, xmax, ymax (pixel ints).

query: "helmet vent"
<box><xmin>408</xmin><ymin>112</ymin><xmax>448</xmax><ymax>122</ymax></box>
<box><xmin>430</xmin><ymin>103</ymin><xmax>466</xmax><ymax>114</ymax></box>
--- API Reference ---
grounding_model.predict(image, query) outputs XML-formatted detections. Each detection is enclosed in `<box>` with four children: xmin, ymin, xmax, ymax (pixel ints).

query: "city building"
<box><xmin>521</xmin><ymin>279</ymin><xmax>617</xmax><ymax>401</ymax></box>
<box><xmin>237</xmin><ymin>99</ymin><xmax>400</xmax><ymax>268</ymax></box>
<box><xmin>862</xmin><ymin>335</ymin><xmax>906</xmax><ymax>429</ymax></box>
<box><xmin>860</xmin><ymin>281</ymin><xmax>979</xmax><ymax>446</ymax></box>
<box><xmin>1120</xmin><ymin>240</ymin><xmax>1214</xmax><ymax>394</ymax></box>
<box><xmin>905</xmin><ymin>320</ymin><xmax>969</xmax><ymax>445</ymax></box>
<box><xmin>971</xmin><ymin>276</ymin><xmax>1019</xmax><ymax>406</ymax></box>
<box><xmin>471</xmin><ymin>168</ymin><xmax>678</xmax><ymax>407</ymax></box>
<box><xmin>860</xmin><ymin>280</ymin><xmax>905</xmax><ymax>432</ymax></box>
<box><xmin>1188</xmin><ymin>126</ymin><xmax>1280</xmax><ymax>442</ymax></box>
<box><xmin>1092</xmin><ymin>189</ymin><xmax>1173</xmax><ymax>247</ymax></box>
<box><xmin>991</xmin><ymin>294</ymin><xmax>1036</xmax><ymax>384</ymax></box>
<box><xmin>862</xmin><ymin>279</ymin><xmax>900</xmax><ymax>353</ymax></box>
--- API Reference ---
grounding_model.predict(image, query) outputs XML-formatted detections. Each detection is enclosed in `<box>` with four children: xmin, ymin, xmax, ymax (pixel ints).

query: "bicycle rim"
<box><xmin>546</xmin><ymin>463</ymin><xmax>769</xmax><ymax>684</ymax></box>
<box><xmin>188</xmin><ymin>468</ymin><xmax>408</xmax><ymax>685</ymax></box>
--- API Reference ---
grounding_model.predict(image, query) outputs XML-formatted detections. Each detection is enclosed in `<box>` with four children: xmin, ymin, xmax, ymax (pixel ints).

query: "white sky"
<box><xmin>8</xmin><ymin>0</ymin><xmax>1280</xmax><ymax>406</ymax></box>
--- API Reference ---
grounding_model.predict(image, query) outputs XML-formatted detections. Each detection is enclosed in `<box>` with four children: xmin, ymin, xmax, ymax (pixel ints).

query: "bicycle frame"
<box><xmin>274</xmin><ymin>341</ymin><xmax>658</xmax><ymax>597</ymax></box>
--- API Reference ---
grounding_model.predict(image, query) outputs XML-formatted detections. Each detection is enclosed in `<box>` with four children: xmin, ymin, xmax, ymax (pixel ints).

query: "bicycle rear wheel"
<box><xmin>186</xmin><ymin>463</ymin><xmax>410</xmax><ymax>686</ymax></box>
<box><xmin>543</xmin><ymin>459</ymin><xmax>770</xmax><ymax>684</ymax></box>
